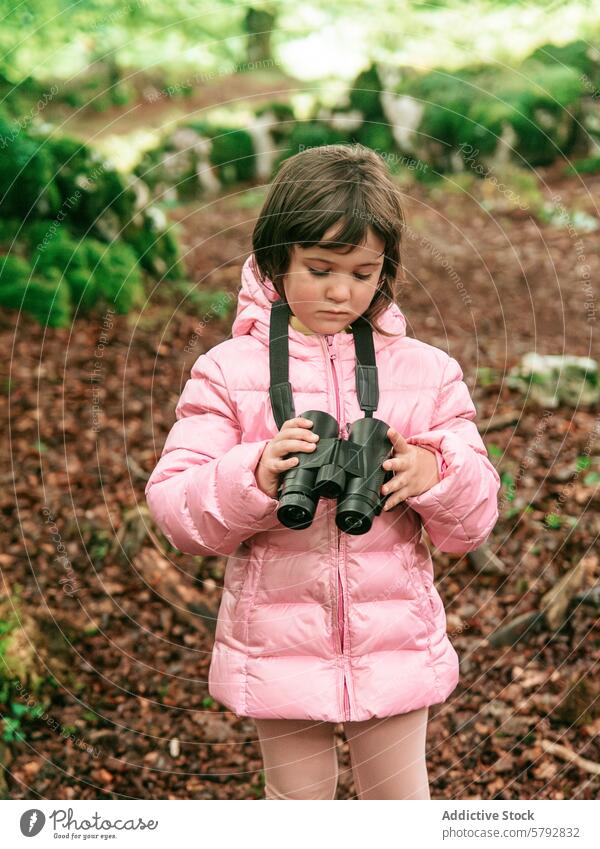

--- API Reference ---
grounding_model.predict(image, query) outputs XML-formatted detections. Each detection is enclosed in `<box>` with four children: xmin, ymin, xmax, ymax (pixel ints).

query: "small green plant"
<box><xmin>1</xmin><ymin>698</ymin><xmax>47</xmax><ymax>743</ymax></box>
<box><xmin>501</xmin><ymin>471</ymin><xmax>515</xmax><ymax>503</ymax></box>
<box><xmin>515</xmin><ymin>576</ymin><xmax>529</xmax><ymax>594</ymax></box>
<box><xmin>477</xmin><ymin>366</ymin><xmax>500</xmax><ymax>387</ymax></box>
<box><xmin>566</xmin><ymin>155</ymin><xmax>600</xmax><ymax>175</ymax></box>
<box><xmin>575</xmin><ymin>455</ymin><xmax>591</xmax><ymax>473</ymax></box>
<box><xmin>545</xmin><ymin>513</ymin><xmax>562</xmax><ymax>529</ymax></box>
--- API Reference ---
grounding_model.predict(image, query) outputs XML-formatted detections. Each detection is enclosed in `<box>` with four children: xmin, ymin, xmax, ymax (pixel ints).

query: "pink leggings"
<box><xmin>254</xmin><ymin>706</ymin><xmax>430</xmax><ymax>800</ymax></box>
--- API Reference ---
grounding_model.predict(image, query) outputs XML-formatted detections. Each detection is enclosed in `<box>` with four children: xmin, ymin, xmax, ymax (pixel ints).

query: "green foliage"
<box><xmin>0</xmin><ymin>118</ymin><xmax>61</xmax><ymax>218</ymax></box>
<box><xmin>349</xmin><ymin>65</ymin><xmax>386</xmax><ymax>121</ymax></box>
<box><xmin>501</xmin><ymin>471</ymin><xmax>515</xmax><ymax>503</ymax></box>
<box><xmin>0</xmin><ymin>72</ymin><xmax>48</xmax><ymax>120</ymax></box>
<box><xmin>0</xmin><ymin>614</ymin><xmax>46</xmax><ymax>743</ymax></box>
<box><xmin>277</xmin><ymin>121</ymin><xmax>350</xmax><ymax>162</ymax></box>
<box><xmin>0</xmin><ymin>255</ymin><xmax>71</xmax><ymax>327</ymax></box>
<box><xmin>178</xmin><ymin>120</ymin><xmax>258</xmax><ymax>186</ymax></box>
<box><xmin>404</xmin><ymin>59</ymin><xmax>584</xmax><ymax>168</ymax></box>
<box><xmin>45</xmin><ymin>135</ymin><xmax>137</xmax><ymax>232</ymax></box>
<box><xmin>502</xmin><ymin>59</ymin><xmax>584</xmax><ymax>165</ymax></box>
<box><xmin>477</xmin><ymin>366</ymin><xmax>501</xmax><ymax>386</ymax></box>
<box><xmin>207</xmin><ymin>127</ymin><xmax>256</xmax><ymax>185</ymax></box>
<box><xmin>255</xmin><ymin>102</ymin><xmax>296</xmax><ymax>144</ymax></box>
<box><xmin>566</xmin><ymin>154</ymin><xmax>600</xmax><ymax>175</ymax></box>
<box><xmin>0</xmin><ymin>127</ymin><xmax>186</xmax><ymax>325</ymax></box>
<box><xmin>353</xmin><ymin>122</ymin><xmax>395</xmax><ymax>155</ymax></box>
<box><xmin>545</xmin><ymin>513</ymin><xmax>562</xmax><ymax>529</ymax></box>
<box><xmin>0</xmin><ymin>225</ymin><xmax>144</xmax><ymax>323</ymax></box>
<box><xmin>123</xmin><ymin>208</ymin><xmax>185</xmax><ymax>280</ymax></box>
<box><xmin>530</xmin><ymin>39</ymin><xmax>600</xmax><ymax>85</ymax></box>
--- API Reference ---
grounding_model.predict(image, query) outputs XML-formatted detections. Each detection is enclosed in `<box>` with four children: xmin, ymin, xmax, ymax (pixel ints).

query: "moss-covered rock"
<box><xmin>255</xmin><ymin>101</ymin><xmax>296</xmax><ymax>144</ymax></box>
<box><xmin>349</xmin><ymin>65</ymin><xmax>387</xmax><ymax>123</ymax></box>
<box><xmin>46</xmin><ymin>135</ymin><xmax>137</xmax><ymax>235</ymax></box>
<box><xmin>566</xmin><ymin>154</ymin><xmax>600</xmax><ymax>175</ymax></box>
<box><xmin>0</xmin><ymin>223</ymin><xmax>145</xmax><ymax>323</ymax></box>
<box><xmin>0</xmin><ymin>118</ymin><xmax>61</xmax><ymax>217</ymax></box>
<box><xmin>0</xmin><ymin>255</ymin><xmax>71</xmax><ymax>327</ymax></box>
<box><xmin>507</xmin><ymin>353</ymin><xmax>599</xmax><ymax>408</ymax></box>
<box><xmin>123</xmin><ymin>207</ymin><xmax>185</xmax><ymax>280</ymax></box>
<box><xmin>530</xmin><ymin>39</ymin><xmax>600</xmax><ymax>88</ymax></box>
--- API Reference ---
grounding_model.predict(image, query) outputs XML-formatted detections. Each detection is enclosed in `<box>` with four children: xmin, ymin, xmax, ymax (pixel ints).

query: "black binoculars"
<box><xmin>276</xmin><ymin>410</ymin><xmax>395</xmax><ymax>535</ymax></box>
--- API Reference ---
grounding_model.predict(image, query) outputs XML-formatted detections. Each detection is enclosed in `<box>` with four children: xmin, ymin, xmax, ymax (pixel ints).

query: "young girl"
<box><xmin>145</xmin><ymin>143</ymin><xmax>500</xmax><ymax>800</ymax></box>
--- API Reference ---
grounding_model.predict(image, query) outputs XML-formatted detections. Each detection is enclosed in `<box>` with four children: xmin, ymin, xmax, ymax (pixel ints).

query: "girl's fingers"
<box><xmin>387</xmin><ymin>427</ymin><xmax>410</xmax><ymax>453</ymax></box>
<box><xmin>277</xmin><ymin>456</ymin><xmax>298</xmax><ymax>467</ymax></box>
<box><xmin>382</xmin><ymin>455</ymin><xmax>408</xmax><ymax>473</ymax></box>
<box><xmin>284</xmin><ymin>417</ymin><xmax>314</xmax><ymax>429</ymax></box>
<box><xmin>279</xmin><ymin>437</ymin><xmax>319</xmax><ymax>455</ymax></box>
<box><xmin>381</xmin><ymin>467</ymin><xmax>410</xmax><ymax>496</ymax></box>
<box><xmin>280</xmin><ymin>427</ymin><xmax>319</xmax><ymax>442</ymax></box>
<box><xmin>383</xmin><ymin>488</ymin><xmax>409</xmax><ymax>510</ymax></box>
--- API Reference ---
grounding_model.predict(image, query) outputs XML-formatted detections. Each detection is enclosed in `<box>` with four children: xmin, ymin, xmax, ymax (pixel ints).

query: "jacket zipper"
<box><xmin>324</xmin><ymin>334</ymin><xmax>351</xmax><ymax>722</ymax></box>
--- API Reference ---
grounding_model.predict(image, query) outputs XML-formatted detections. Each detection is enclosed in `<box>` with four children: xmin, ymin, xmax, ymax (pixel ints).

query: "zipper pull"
<box><xmin>325</xmin><ymin>335</ymin><xmax>336</xmax><ymax>358</ymax></box>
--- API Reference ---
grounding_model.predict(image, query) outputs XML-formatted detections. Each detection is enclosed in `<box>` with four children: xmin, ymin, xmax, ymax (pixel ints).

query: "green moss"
<box><xmin>348</xmin><ymin>65</ymin><xmax>385</xmax><ymax>122</ymax></box>
<box><xmin>123</xmin><ymin>209</ymin><xmax>184</xmax><ymax>280</ymax></box>
<box><xmin>208</xmin><ymin>127</ymin><xmax>256</xmax><ymax>184</ymax></box>
<box><xmin>566</xmin><ymin>154</ymin><xmax>600</xmax><ymax>175</ymax></box>
<box><xmin>276</xmin><ymin>122</ymin><xmax>350</xmax><ymax>166</ymax></box>
<box><xmin>0</xmin><ymin>119</ymin><xmax>61</xmax><ymax>217</ymax></box>
<box><xmin>353</xmin><ymin>122</ymin><xmax>396</xmax><ymax>155</ymax></box>
<box><xmin>0</xmin><ymin>266</ymin><xmax>71</xmax><ymax>327</ymax></box>
<box><xmin>255</xmin><ymin>101</ymin><xmax>296</xmax><ymax>143</ymax></box>
<box><xmin>394</xmin><ymin>59</ymin><xmax>584</xmax><ymax>170</ymax></box>
<box><xmin>46</xmin><ymin>136</ymin><xmax>137</xmax><ymax>233</ymax></box>
<box><xmin>529</xmin><ymin>39</ymin><xmax>600</xmax><ymax>86</ymax></box>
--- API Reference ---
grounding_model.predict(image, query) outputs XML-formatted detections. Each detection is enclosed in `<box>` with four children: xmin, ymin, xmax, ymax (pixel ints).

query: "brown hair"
<box><xmin>252</xmin><ymin>143</ymin><xmax>406</xmax><ymax>337</ymax></box>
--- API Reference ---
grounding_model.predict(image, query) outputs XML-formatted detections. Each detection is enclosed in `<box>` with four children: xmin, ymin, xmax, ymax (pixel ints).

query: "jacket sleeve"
<box><xmin>404</xmin><ymin>355</ymin><xmax>500</xmax><ymax>554</ymax></box>
<box><xmin>144</xmin><ymin>352</ymin><xmax>281</xmax><ymax>556</ymax></box>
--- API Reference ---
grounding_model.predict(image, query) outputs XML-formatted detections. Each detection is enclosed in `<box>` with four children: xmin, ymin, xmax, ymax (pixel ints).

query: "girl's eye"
<box><xmin>308</xmin><ymin>268</ymin><xmax>372</xmax><ymax>281</ymax></box>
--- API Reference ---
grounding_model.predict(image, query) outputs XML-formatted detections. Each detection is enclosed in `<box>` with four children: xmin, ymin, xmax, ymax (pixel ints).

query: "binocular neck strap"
<box><xmin>268</xmin><ymin>299</ymin><xmax>380</xmax><ymax>430</ymax></box>
<box><xmin>269</xmin><ymin>299</ymin><xmax>296</xmax><ymax>430</ymax></box>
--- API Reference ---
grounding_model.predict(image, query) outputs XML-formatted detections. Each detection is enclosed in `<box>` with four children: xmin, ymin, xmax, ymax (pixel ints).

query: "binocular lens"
<box><xmin>337</xmin><ymin>511</ymin><xmax>370</xmax><ymax>535</ymax></box>
<box><xmin>278</xmin><ymin>491</ymin><xmax>316</xmax><ymax>530</ymax></box>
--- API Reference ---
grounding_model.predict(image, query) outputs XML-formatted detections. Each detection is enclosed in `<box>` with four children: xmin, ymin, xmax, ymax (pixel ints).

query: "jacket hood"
<box><xmin>231</xmin><ymin>254</ymin><xmax>407</xmax><ymax>361</ymax></box>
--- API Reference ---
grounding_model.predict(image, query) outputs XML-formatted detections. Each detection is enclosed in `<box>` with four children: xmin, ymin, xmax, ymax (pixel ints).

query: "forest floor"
<box><xmin>1</xmin><ymin>145</ymin><xmax>599</xmax><ymax>800</ymax></box>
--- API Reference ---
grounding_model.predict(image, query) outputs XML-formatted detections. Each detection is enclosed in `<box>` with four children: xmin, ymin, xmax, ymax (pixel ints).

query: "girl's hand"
<box><xmin>380</xmin><ymin>427</ymin><xmax>441</xmax><ymax>511</ymax></box>
<box><xmin>256</xmin><ymin>417</ymin><xmax>320</xmax><ymax>499</ymax></box>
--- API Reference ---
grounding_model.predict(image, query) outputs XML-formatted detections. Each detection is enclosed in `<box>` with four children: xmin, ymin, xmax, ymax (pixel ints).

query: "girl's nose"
<box><xmin>325</xmin><ymin>274</ymin><xmax>352</xmax><ymax>299</ymax></box>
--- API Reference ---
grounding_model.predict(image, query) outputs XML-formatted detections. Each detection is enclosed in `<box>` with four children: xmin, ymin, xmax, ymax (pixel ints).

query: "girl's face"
<box><xmin>282</xmin><ymin>225</ymin><xmax>385</xmax><ymax>333</ymax></box>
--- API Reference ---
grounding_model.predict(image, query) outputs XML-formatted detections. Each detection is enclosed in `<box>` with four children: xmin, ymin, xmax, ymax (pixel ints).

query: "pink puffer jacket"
<box><xmin>145</xmin><ymin>254</ymin><xmax>501</xmax><ymax>722</ymax></box>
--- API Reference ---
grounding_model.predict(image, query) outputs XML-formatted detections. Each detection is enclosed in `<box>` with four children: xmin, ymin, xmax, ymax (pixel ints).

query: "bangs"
<box><xmin>289</xmin><ymin>183</ymin><xmax>389</xmax><ymax>253</ymax></box>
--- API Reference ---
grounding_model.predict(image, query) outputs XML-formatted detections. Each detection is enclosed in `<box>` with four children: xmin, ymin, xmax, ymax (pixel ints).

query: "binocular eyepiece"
<box><xmin>276</xmin><ymin>410</ymin><xmax>395</xmax><ymax>536</ymax></box>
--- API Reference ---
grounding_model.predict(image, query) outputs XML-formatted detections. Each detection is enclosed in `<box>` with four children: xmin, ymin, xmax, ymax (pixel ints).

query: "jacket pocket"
<box><xmin>417</xmin><ymin>569</ymin><xmax>438</xmax><ymax>619</ymax></box>
<box><xmin>224</xmin><ymin>552</ymin><xmax>248</xmax><ymax>601</ymax></box>
<box><xmin>392</xmin><ymin>543</ymin><xmax>432</xmax><ymax>645</ymax></box>
<box><xmin>232</xmin><ymin>544</ymin><xmax>265</xmax><ymax>643</ymax></box>
<box><xmin>399</xmin><ymin>553</ymin><xmax>438</xmax><ymax>630</ymax></box>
